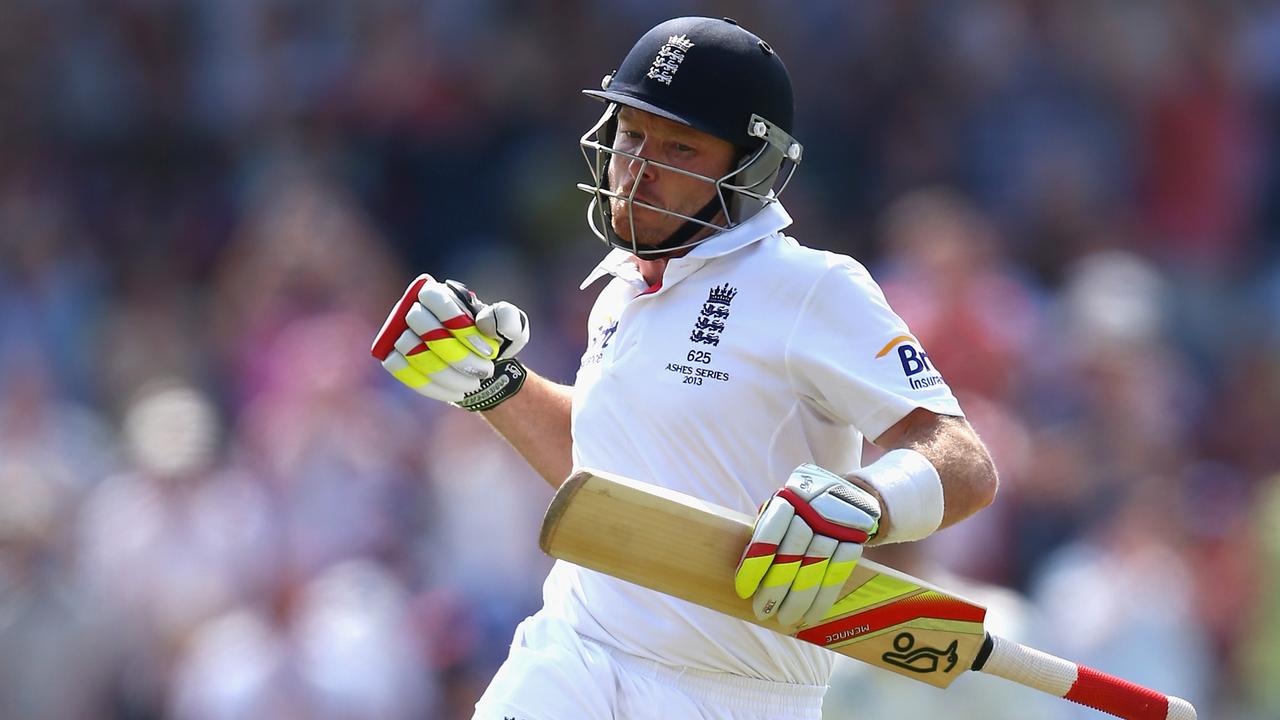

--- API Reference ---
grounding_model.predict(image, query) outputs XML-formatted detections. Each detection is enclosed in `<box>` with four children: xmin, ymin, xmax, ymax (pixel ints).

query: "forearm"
<box><xmin>479</xmin><ymin>368</ymin><xmax>575</xmax><ymax>488</ymax></box>
<box><xmin>860</xmin><ymin>408</ymin><xmax>999</xmax><ymax>538</ymax></box>
<box><xmin>895</xmin><ymin>414</ymin><xmax>998</xmax><ymax>528</ymax></box>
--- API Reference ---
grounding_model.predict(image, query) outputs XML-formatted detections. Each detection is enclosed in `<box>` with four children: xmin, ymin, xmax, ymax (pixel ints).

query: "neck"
<box><xmin>633</xmin><ymin>255</ymin><xmax>670</xmax><ymax>286</ymax></box>
<box><xmin>629</xmin><ymin>222</ymin><xmax>721</xmax><ymax>285</ymax></box>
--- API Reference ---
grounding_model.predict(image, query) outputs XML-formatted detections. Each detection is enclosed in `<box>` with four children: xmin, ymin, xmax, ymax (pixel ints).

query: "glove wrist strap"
<box><xmin>456</xmin><ymin>359</ymin><xmax>527</xmax><ymax>412</ymax></box>
<box><xmin>853</xmin><ymin>448</ymin><xmax>943</xmax><ymax>544</ymax></box>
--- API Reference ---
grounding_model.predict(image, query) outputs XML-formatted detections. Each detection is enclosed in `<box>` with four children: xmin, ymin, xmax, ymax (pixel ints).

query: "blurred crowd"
<box><xmin>0</xmin><ymin>1</ymin><xmax>1278</xmax><ymax>718</ymax></box>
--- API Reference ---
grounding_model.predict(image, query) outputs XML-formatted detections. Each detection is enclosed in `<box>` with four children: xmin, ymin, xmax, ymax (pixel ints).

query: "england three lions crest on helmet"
<box><xmin>646</xmin><ymin>34</ymin><xmax>695</xmax><ymax>85</ymax></box>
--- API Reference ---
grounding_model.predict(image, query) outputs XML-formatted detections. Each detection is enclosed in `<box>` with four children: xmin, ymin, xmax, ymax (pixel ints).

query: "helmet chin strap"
<box><xmin>631</xmin><ymin>146</ymin><xmax>757</xmax><ymax>258</ymax></box>
<box><xmin>630</xmin><ymin>194</ymin><xmax>726</xmax><ymax>258</ymax></box>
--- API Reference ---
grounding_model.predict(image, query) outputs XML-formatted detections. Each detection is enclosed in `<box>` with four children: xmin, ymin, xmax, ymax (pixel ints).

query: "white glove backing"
<box><xmin>371</xmin><ymin>274</ymin><xmax>529</xmax><ymax>410</ymax></box>
<box><xmin>734</xmin><ymin>464</ymin><xmax>881</xmax><ymax>627</ymax></box>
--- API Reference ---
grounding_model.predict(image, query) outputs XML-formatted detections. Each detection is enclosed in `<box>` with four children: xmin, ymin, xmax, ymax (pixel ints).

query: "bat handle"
<box><xmin>971</xmin><ymin>633</ymin><xmax>1197</xmax><ymax>720</ymax></box>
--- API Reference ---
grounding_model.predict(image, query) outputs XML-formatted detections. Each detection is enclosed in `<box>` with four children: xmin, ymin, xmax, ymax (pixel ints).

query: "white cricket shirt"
<box><xmin>542</xmin><ymin>201</ymin><xmax>964</xmax><ymax>685</ymax></box>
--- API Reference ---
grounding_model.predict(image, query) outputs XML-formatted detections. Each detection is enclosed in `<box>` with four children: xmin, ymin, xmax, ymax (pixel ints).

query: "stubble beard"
<box><xmin>610</xmin><ymin>198</ymin><xmax>680</xmax><ymax>248</ymax></box>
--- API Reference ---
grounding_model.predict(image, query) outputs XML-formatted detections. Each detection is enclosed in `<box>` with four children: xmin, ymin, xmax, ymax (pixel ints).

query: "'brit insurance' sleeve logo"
<box><xmin>875</xmin><ymin>335</ymin><xmax>949</xmax><ymax>391</ymax></box>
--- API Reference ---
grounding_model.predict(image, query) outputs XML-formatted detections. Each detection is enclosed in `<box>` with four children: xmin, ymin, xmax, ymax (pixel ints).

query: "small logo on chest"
<box><xmin>690</xmin><ymin>284</ymin><xmax>737</xmax><ymax>346</ymax></box>
<box><xmin>580</xmin><ymin>317</ymin><xmax>619</xmax><ymax>368</ymax></box>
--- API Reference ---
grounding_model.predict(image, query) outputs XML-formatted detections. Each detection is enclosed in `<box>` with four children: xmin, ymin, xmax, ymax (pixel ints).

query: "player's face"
<box><xmin>607</xmin><ymin>107</ymin><xmax>738</xmax><ymax>249</ymax></box>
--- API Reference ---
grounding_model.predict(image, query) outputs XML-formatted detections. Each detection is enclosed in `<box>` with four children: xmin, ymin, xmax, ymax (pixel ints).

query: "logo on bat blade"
<box><xmin>880</xmin><ymin>632</ymin><xmax>959</xmax><ymax>674</ymax></box>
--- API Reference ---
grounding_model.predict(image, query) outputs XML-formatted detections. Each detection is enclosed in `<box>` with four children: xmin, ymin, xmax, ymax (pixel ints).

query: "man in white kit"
<box><xmin>371</xmin><ymin>16</ymin><xmax>998</xmax><ymax>720</ymax></box>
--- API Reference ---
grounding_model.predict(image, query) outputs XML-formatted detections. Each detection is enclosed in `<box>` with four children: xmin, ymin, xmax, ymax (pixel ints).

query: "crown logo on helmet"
<box><xmin>646</xmin><ymin>34</ymin><xmax>695</xmax><ymax>86</ymax></box>
<box><xmin>665</xmin><ymin>34</ymin><xmax>695</xmax><ymax>52</ymax></box>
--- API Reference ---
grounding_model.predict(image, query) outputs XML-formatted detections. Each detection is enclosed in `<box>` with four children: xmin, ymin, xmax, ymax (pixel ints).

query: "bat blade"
<box><xmin>539</xmin><ymin>468</ymin><xmax>987</xmax><ymax>689</ymax></box>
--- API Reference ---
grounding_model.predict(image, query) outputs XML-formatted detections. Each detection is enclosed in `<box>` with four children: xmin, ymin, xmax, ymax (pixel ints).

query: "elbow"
<box><xmin>974</xmin><ymin>445</ymin><xmax>999</xmax><ymax>511</ymax></box>
<box><xmin>957</xmin><ymin>417</ymin><xmax>999</xmax><ymax>512</ymax></box>
<box><xmin>980</xmin><ymin>459</ymin><xmax>999</xmax><ymax>510</ymax></box>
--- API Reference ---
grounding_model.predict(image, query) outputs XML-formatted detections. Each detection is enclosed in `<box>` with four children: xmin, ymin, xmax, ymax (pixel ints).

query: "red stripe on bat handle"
<box><xmin>1067</xmin><ymin>665</ymin><xmax>1169</xmax><ymax>720</ymax></box>
<box><xmin>975</xmin><ymin>634</ymin><xmax>1197</xmax><ymax>720</ymax></box>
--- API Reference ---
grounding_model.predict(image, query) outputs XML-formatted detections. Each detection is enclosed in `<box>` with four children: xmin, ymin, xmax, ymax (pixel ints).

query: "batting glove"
<box><xmin>371</xmin><ymin>274</ymin><xmax>529</xmax><ymax>410</ymax></box>
<box><xmin>734</xmin><ymin>464</ymin><xmax>881</xmax><ymax>627</ymax></box>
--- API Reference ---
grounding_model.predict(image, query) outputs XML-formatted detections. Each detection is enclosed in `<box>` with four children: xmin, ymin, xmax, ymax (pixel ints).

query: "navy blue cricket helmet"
<box><xmin>578</xmin><ymin>16</ymin><xmax>803</xmax><ymax>257</ymax></box>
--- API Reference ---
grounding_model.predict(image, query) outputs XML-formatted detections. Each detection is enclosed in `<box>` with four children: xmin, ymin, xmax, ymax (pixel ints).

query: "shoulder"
<box><xmin>757</xmin><ymin>235</ymin><xmax>887</xmax><ymax>309</ymax></box>
<box><xmin>728</xmin><ymin>234</ymin><xmax>874</xmax><ymax>294</ymax></box>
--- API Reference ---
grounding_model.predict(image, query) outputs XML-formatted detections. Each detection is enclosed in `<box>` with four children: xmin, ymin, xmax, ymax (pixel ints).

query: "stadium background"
<box><xmin>1</xmin><ymin>1</ymin><xmax>1278</xmax><ymax>718</ymax></box>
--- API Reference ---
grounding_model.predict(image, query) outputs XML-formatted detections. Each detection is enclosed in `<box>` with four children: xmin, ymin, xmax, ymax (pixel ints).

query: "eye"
<box><xmin>675</xmin><ymin>142</ymin><xmax>695</xmax><ymax>153</ymax></box>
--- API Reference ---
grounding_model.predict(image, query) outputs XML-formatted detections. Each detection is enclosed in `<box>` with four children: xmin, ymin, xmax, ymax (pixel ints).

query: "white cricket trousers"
<box><xmin>473</xmin><ymin>613</ymin><xmax>826</xmax><ymax>720</ymax></box>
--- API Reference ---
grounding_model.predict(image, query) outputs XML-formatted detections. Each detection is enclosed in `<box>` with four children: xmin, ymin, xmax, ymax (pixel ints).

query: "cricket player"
<box><xmin>371</xmin><ymin>16</ymin><xmax>998</xmax><ymax>720</ymax></box>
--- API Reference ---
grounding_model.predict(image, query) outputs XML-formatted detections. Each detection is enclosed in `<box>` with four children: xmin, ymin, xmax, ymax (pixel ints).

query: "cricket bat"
<box><xmin>539</xmin><ymin>468</ymin><xmax>1197</xmax><ymax>720</ymax></box>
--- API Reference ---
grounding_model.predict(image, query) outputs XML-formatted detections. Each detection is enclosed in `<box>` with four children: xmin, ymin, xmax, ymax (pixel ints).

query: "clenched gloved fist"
<box><xmin>371</xmin><ymin>274</ymin><xmax>529</xmax><ymax>411</ymax></box>
<box><xmin>734</xmin><ymin>464</ymin><xmax>881</xmax><ymax>627</ymax></box>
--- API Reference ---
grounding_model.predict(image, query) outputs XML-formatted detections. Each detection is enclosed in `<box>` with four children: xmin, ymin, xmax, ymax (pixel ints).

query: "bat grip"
<box><xmin>972</xmin><ymin>634</ymin><xmax>1197</xmax><ymax>720</ymax></box>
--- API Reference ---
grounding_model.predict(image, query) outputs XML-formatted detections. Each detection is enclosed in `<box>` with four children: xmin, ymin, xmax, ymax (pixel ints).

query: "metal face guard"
<box><xmin>577</xmin><ymin>105</ymin><xmax>800</xmax><ymax>257</ymax></box>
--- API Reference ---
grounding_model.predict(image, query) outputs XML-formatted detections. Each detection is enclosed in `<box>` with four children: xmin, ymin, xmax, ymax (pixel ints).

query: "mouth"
<box><xmin>612</xmin><ymin>187</ymin><xmax>664</xmax><ymax>211</ymax></box>
<box><xmin>614</xmin><ymin>200</ymin><xmax>670</xmax><ymax>231</ymax></box>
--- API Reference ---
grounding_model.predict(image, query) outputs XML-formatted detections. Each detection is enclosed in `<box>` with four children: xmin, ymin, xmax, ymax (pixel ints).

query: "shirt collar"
<box><xmin>579</xmin><ymin>201</ymin><xmax>792</xmax><ymax>289</ymax></box>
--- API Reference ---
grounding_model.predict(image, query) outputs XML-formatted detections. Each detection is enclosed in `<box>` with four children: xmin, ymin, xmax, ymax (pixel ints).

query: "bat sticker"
<box><xmin>880</xmin><ymin>632</ymin><xmax>959</xmax><ymax>674</ymax></box>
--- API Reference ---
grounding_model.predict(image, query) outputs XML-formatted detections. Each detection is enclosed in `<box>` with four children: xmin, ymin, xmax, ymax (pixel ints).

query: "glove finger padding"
<box><xmin>802</xmin><ymin>541</ymin><xmax>864</xmax><ymax>626</ymax></box>
<box><xmin>405</xmin><ymin>301</ymin><xmax>496</xmax><ymax>379</ymax></box>
<box><xmin>420</xmin><ymin>280</ymin><xmax>501</xmax><ymax>360</ymax></box>
<box><xmin>417</xmin><ymin>278</ymin><xmax>499</xmax><ymax>351</ymax></box>
<box><xmin>751</xmin><ymin>514</ymin><xmax>814</xmax><ymax>622</ymax></box>
<box><xmin>734</xmin><ymin>496</ymin><xmax>793</xmax><ymax>599</ymax></box>
<box><xmin>393</xmin><ymin>330</ymin><xmax>483</xmax><ymax>394</ymax></box>
<box><xmin>371</xmin><ymin>274</ymin><xmax>433</xmax><ymax>361</ymax></box>
<box><xmin>735</xmin><ymin>463</ymin><xmax>882</xmax><ymax>627</ymax></box>
<box><xmin>774</xmin><ymin>534</ymin><xmax>839</xmax><ymax>627</ymax></box>
<box><xmin>380</xmin><ymin>352</ymin><xmax>466</xmax><ymax>402</ymax></box>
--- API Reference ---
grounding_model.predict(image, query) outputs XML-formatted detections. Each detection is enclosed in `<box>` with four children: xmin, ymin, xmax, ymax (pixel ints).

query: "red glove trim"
<box><xmin>371</xmin><ymin>276</ymin><xmax>430</xmax><ymax>359</ymax></box>
<box><xmin>777</xmin><ymin>487</ymin><xmax>871</xmax><ymax>544</ymax></box>
<box><xmin>740</xmin><ymin>541</ymin><xmax>778</xmax><ymax>560</ymax></box>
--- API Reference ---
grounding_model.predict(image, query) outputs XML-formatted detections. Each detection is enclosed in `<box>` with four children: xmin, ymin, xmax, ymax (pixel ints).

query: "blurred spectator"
<box><xmin>1028</xmin><ymin>482</ymin><xmax>1215</xmax><ymax>717</ymax></box>
<box><xmin>169</xmin><ymin>560</ymin><xmax>437</xmax><ymax>720</ymax></box>
<box><xmin>1241</xmin><ymin>475</ymin><xmax>1280</xmax><ymax>717</ymax></box>
<box><xmin>0</xmin><ymin>353</ymin><xmax>116</xmax><ymax>718</ymax></box>
<box><xmin>877</xmin><ymin>187</ymin><xmax>1041</xmax><ymax>404</ymax></box>
<box><xmin>0</xmin><ymin>175</ymin><xmax>105</xmax><ymax>403</ymax></box>
<box><xmin>77</xmin><ymin>380</ymin><xmax>275</xmax><ymax>716</ymax></box>
<box><xmin>1006</xmin><ymin>250</ymin><xmax>1196</xmax><ymax>589</ymax></box>
<box><xmin>0</xmin><ymin>390</ymin><xmax>114</xmax><ymax>719</ymax></box>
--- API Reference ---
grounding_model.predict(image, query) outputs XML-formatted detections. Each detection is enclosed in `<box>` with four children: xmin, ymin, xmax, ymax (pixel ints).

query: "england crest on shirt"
<box><xmin>690</xmin><ymin>284</ymin><xmax>737</xmax><ymax>346</ymax></box>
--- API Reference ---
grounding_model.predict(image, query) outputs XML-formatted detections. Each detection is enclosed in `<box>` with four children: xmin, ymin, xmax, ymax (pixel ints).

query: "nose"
<box><xmin>625</xmin><ymin>139</ymin><xmax>658</xmax><ymax>186</ymax></box>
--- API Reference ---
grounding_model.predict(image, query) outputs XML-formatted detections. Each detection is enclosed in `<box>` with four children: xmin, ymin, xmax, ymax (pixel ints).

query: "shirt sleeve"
<box><xmin>784</xmin><ymin>258</ymin><xmax>964</xmax><ymax>441</ymax></box>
